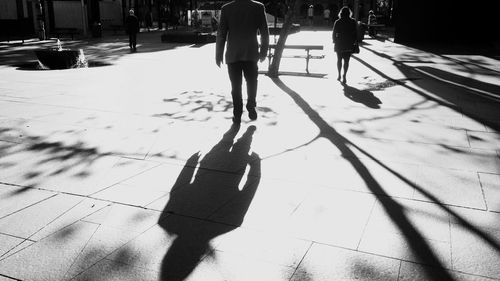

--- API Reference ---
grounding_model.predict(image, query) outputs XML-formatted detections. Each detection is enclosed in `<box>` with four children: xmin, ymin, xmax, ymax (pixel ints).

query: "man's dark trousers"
<box><xmin>227</xmin><ymin>61</ymin><xmax>258</xmax><ymax>119</ymax></box>
<box><xmin>129</xmin><ymin>33</ymin><xmax>137</xmax><ymax>49</ymax></box>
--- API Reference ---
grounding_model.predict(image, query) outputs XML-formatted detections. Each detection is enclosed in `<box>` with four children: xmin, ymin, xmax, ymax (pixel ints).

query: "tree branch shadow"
<box><xmin>272</xmin><ymin>77</ymin><xmax>499</xmax><ymax>281</ymax></box>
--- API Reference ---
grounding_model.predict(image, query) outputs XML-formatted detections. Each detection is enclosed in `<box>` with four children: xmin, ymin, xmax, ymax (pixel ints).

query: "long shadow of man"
<box><xmin>158</xmin><ymin>124</ymin><xmax>260</xmax><ymax>281</ymax></box>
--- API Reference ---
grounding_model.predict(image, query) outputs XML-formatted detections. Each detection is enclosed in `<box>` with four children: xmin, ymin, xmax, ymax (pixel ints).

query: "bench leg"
<box><xmin>267</xmin><ymin>49</ymin><xmax>272</xmax><ymax>69</ymax></box>
<box><xmin>305</xmin><ymin>49</ymin><xmax>310</xmax><ymax>74</ymax></box>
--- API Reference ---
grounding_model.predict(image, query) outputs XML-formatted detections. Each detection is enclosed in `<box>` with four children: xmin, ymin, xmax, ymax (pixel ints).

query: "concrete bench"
<box><xmin>51</xmin><ymin>28</ymin><xmax>80</xmax><ymax>40</ymax></box>
<box><xmin>266</xmin><ymin>44</ymin><xmax>324</xmax><ymax>73</ymax></box>
<box><xmin>361</xmin><ymin>23</ymin><xmax>385</xmax><ymax>36</ymax></box>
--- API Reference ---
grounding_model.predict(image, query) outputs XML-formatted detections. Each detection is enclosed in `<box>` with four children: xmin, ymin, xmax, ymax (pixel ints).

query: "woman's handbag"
<box><xmin>353</xmin><ymin>42</ymin><xmax>360</xmax><ymax>54</ymax></box>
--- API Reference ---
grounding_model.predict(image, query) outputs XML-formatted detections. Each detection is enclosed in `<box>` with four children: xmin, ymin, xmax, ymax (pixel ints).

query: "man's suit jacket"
<box><xmin>216</xmin><ymin>0</ymin><xmax>269</xmax><ymax>64</ymax></box>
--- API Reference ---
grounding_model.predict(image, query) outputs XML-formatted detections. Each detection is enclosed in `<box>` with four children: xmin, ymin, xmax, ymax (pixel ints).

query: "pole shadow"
<box><xmin>158</xmin><ymin>124</ymin><xmax>261</xmax><ymax>281</ymax></box>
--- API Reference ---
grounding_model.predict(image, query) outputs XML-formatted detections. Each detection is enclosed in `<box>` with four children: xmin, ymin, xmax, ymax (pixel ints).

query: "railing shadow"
<box><xmin>414</xmin><ymin>66</ymin><xmax>500</xmax><ymax>101</ymax></box>
<box><xmin>357</xmin><ymin>45</ymin><xmax>500</xmax><ymax>132</ymax></box>
<box><xmin>158</xmin><ymin>124</ymin><xmax>261</xmax><ymax>280</ymax></box>
<box><xmin>272</xmin><ymin>77</ymin><xmax>500</xmax><ymax>280</ymax></box>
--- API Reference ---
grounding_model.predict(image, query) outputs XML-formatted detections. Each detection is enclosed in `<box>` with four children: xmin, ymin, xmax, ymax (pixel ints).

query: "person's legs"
<box><xmin>129</xmin><ymin>34</ymin><xmax>133</xmax><ymax>50</ymax></box>
<box><xmin>228</xmin><ymin>62</ymin><xmax>244</xmax><ymax>122</ymax></box>
<box><xmin>342</xmin><ymin>53</ymin><xmax>351</xmax><ymax>83</ymax></box>
<box><xmin>242</xmin><ymin>61</ymin><xmax>258</xmax><ymax>120</ymax></box>
<box><xmin>336</xmin><ymin>52</ymin><xmax>342</xmax><ymax>80</ymax></box>
<box><xmin>132</xmin><ymin>33</ymin><xmax>137</xmax><ymax>50</ymax></box>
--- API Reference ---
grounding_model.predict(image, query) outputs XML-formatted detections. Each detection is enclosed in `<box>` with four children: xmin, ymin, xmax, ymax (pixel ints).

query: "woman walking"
<box><xmin>332</xmin><ymin>6</ymin><xmax>358</xmax><ymax>84</ymax></box>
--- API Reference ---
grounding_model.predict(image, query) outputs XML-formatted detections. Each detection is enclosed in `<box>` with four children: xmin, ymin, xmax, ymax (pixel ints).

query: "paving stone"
<box><xmin>183</xmin><ymin>250</ymin><xmax>296</xmax><ymax>281</ymax></box>
<box><xmin>70</xmin><ymin>258</ymin><xmax>159</xmax><ymax>281</ymax></box>
<box><xmin>211</xmin><ymin>227</ymin><xmax>311</xmax><ymax>268</ymax></box>
<box><xmin>0</xmin><ymin>221</ymin><xmax>98</xmax><ymax>281</ymax></box>
<box><xmin>247</xmin><ymin>114</ymin><xmax>320</xmax><ymax>159</ymax></box>
<box><xmin>291</xmin><ymin>243</ymin><xmax>400</xmax><ymax>281</ymax></box>
<box><xmin>0</xmin><ymin>102</ymin><xmax>62</xmax><ymax>121</ymax></box>
<box><xmin>448</xmin><ymin>207</ymin><xmax>500</xmax><ymax>231</ymax></box>
<box><xmin>118</xmin><ymin>162</ymin><xmax>199</xmax><ymax>194</ymax></box>
<box><xmin>88</xmin><ymin>157</ymin><xmax>161</xmax><ymax>195</ymax></box>
<box><xmin>349</xmin><ymin>138</ymin><xmax>500</xmax><ymax>174</ymax></box>
<box><xmin>145</xmin><ymin>121</ymin><xmax>226</xmax><ymax>164</ymax></box>
<box><xmin>414</xmin><ymin>166</ymin><xmax>485</xmax><ymax>209</ymax></box>
<box><xmin>468</xmin><ymin>148</ymin><xmax>500</xmax><ymax>174</ymax></box>
<box><xmin>283</xmin><ymin>187</ymin><xmax>375</xmax><ymax>249</ymax></box>
<box><xmin>450</xmin><ymin>223</ymin><xmax>500</xmax><ymax>279</ymax></box>
<box><xmin>346</xmin><ymin>157</ymin><xmax>418</xmax><ymax>199</ymax></box>
<box><xmin>0</xmin><ymin>234</ymin><xmax>25</xmax><ymax>259</ymax></box>
<box><xmin>106</xmin><ymin>216</ymin><xmax>232</xmax><ymax>275</ymax></box>
<box><xmin>94</xmin><ymin>181</ymin><xmax>168</xmax><ymax>208</ymax></box>
<box><xmin>0</xmin><ymin>183</ymin><xmax>56</xmax><ymax>218</ymax></box>
<box><xmin>63</xmin><ymin>224</ymin><xmax>143</xmax><ymax>280</ymax></box>
<box><xmin>364</xmin><ymin>198</ymin><xmax>451</xmax><ymax>243</ymax></box>
<box><xmin>58</xmin><ymin>127</ymin><xmax>156</xmax><ymax>159</ymax></box>
<box><xmin>399</xmin><ymin>261</ymin><xmax>498</xmax><ymax>281</ymax></box>
<box><xmin>35</xmin><ymin>108</ymin><xmax>124</xmax><ymax>130</ymax></box>
<box><xmin>30</xmin><ymin>198</ymin><xmax>109</xmax><ymax>241</ymax></box>
<box><xmin>358</xmin><ymin>198</ymin><xmax>452</xmax><ymax>268</ymax></box>
<box><xmin>467</xmin><ymin>131</ymin><xmax>500</xmax><ymax>150</ymax></box>
<box><xmin>397</xmin><ymin>112</ymin><xmax>487</xmax><ymax>132</ymax></box>
<box><xmin>3</xmin><ymin>152</ymin><xmax>121</xmax><ymax>194</ymax></box>
<box><xmin>359</xmin><ymin>227</ymin><xmax>452</xmax><ymax>268</ymax></box>
<box><xmin>145</xmin><ymin>193</ymin><xmax>171</xmax><ymax>211</ymax></box>
<box><xmin>478</xmin><ymin>173</ymin><xmax>500</xmax><ymax>212</ymax></box>
<box><xmin>0</xmin><ymin>240</ymin><xmax>34</xmax><ymax>261</ymax></box>
<box><xmin>82</xmin><ymin>203</ymin><xmax>159</xmax><ymax>233</ymax></box>
<box><xmin>343</xmin><ymin>117</ymin><xmax>470</xmax><ymax>147</ymax></box>
<box><xmin>0</xmin><ymin>193</ymin><xmax>83</xmax><ymax>239</ymax></box>
<box><xmin>214</xmin><ymin>177</ymin><xmax>312</xmax><ymax>232</ymax></box>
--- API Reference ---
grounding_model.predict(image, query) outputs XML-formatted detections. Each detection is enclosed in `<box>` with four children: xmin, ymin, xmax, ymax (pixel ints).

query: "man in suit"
<box><xmin>125</xmin><ymin>9</ymin><xmax>140</xmax><ymax>52</ymax></box>
<box><xmin>216</xmin><ymin>0</ymin><xmax>269</xmax><ymax>123</ymax></box>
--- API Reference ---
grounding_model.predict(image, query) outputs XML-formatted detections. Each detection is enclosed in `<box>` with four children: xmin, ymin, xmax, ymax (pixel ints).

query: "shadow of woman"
<box><xmin>158</xmin><ymin>124</ymin><xmax>261</xmax><ymax>281</ymax></box>
<box><xmin>343</xmin><ymin>84</ymin><xmax>382</xmax><ymax>109</ymax></box>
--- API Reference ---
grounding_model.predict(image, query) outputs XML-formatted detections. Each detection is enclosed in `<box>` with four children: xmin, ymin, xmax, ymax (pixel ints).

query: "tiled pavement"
<box><xmin>0</xmin><ymin>30</ymin><xmax>499</xmax><ymax>280</ymax></box>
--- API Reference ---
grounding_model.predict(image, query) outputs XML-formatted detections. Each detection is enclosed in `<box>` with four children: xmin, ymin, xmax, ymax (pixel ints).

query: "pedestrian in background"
<box><xmin>332</xmin><ymin>6</ymin><xmax>358</xmax><ymax>84</ymax></box>
<box><xmin>216</xmin><ymin>0</ymin><xmax>269</xmax><ymax>123</ymax></box>
<box><xmin>308</xmin><ymin>5</ymin><xmax>314</xmax><ymax>26</ymax></box>
<box><xmin>125</xmin><ymin>9</ymin><xmax>140</xmax><ymax>52</ymax></box>
<box><xmin>145</xmin><ymin>9</ymin><xmax>153</xmax><ymax>31</ymax></box>
<box><xmin>368</xmin><ymin>10</ymin><xmax>377</xmax><ymax>37</ymax></box>
<box><xmin>323</xmin><ymin>8</ymin><xmax>331</xmax><ymax>26</ymax></box>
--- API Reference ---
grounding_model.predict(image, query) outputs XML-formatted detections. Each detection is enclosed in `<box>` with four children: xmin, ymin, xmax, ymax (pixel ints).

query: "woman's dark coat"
<box><xmin>332</xmin><ymin>17</ymin><xmax>357</xmax><ymax>53</ymax></box>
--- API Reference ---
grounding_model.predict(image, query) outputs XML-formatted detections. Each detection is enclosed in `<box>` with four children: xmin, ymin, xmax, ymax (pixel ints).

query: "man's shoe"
<box><xmin>248</xmin><ymin>109</ymin><xmax>257</xmax><ymax>120</ymax></box>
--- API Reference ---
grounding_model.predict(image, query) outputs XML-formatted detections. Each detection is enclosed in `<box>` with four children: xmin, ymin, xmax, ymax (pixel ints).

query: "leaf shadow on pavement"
<box><xmin>157</xmin><ymin>124</ymin><xmax>261</xmax><ymax>280</ymax></box>
<box><xmin>271</xmin><ymin>77</ymin><xmax>500</xmax><ymax>281</ymax></box>
<box><xmin>0</xmin><ymin>126</ymin><xmax>115</xmax><ymax>195</ymax></box>
<box><xmin>153</xmin><ymin>90</ymin><xmax>279</xmax><ymax>124</ymax></box>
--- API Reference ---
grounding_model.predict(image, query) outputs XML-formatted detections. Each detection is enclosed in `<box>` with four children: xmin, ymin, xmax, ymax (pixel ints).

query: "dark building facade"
<box><xmin>393</xmin><ymin>0</ymin><xmax>499</xmax><ymax>45</ymax></box>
